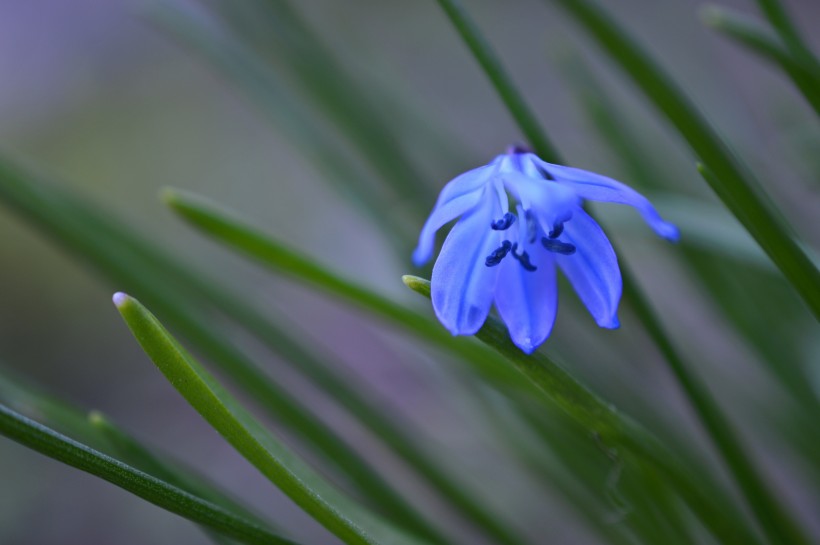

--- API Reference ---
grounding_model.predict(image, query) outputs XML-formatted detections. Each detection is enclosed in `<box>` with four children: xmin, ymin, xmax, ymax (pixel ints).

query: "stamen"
<box><xmin>548</xmin><ymin>222</ymin><xmax>564</xmax><ymax>239</ymax></box>
<box><xmin>485</xmin><ymin>240</ymin><xmax>512</xmax><ymax>267</ymax></box>
<box><xmin>536</xmin><ymin>165</ymin><xmax>556</xmax><ymax>181</ymax></box>
<box><xmin>524</xmin><ymin>210</ymin><xmax>537</xmax><ymax>243</ymax></box>
<box><xmin>490</xmin><ymin>212</ymin><xmax>517</xmax><ymax>231</ymax></box>
<box><xmin>541</xmin><ymin>237</ymin><xmax>576</xmax><ymax>255</ymax></box>
<box><xmin>511</xmin><ymin>243</ymin><xmax>538</xmax><ymax>272</ymax></box>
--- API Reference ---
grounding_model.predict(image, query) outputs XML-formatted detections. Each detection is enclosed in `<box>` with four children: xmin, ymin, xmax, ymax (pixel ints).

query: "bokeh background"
<box><xmin>0</xmin><ymin>0</ymin><xmax>818</xmax><ymax>543</ymax></box>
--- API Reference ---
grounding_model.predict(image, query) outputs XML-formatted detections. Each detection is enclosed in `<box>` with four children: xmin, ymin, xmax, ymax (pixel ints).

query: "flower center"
<box><xmin>484</xmin><ymin>208</ymin><xmax>576</xmax><ymax>271</ymax></box>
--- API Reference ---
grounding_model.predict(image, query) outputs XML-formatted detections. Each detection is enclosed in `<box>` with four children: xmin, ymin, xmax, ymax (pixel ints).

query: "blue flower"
<box><xmin>413</xmin><ymin>146</ymin><xmax>679</xmax><ymax>354</ymax></box>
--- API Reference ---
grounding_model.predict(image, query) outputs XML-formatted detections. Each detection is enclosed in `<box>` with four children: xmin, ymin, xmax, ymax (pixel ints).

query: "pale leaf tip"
<box><xmin>112</xmin><ymin>292</ymin><xmax>131</xmax><ymax>308</ymax></box>
<box><xmin>402</xmin><ymin>275</ymin><xmax>431</xmax><ymax>298</ymax></box>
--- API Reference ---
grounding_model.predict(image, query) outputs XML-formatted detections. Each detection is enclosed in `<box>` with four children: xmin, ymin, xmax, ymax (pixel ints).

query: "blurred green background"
<box><xmin>0</xmin><ymin>0</ymin><xmax>818</xmax><ymax>543</ymax></box>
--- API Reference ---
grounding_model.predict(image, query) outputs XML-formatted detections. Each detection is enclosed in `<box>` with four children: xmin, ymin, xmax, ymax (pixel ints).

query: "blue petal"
<box><xmin>556</xmin><ymin>208</ymin><xmax>622</xmax><ymax>328</ymax></box>
<box><xmin>431</xmin><ymin>188</ymin><xmax>502</xmax><ymax>335</ymax></box>
<box><xmin>413</xmin><ymin>161</ymin><xmax>499</xmax><ymax>265</ymax></box>
<box><xmin>531</xmin><ymin>158</ymin><xmax>679</xmax><ymax>241</ymax></box>
<box><xmin>502</xmin><ymin>172</ymin><xmax>579</xmax><ymax>232</ymax></box>
<box><xmin>495</xmin><ymin>245</ymin><xmax>558</xmax><ymax>354</ymax></box>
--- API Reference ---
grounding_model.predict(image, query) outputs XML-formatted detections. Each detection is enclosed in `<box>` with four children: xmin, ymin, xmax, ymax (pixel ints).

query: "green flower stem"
<box><xmin>434</xmin><ymin>0</ymin><xmax>561</xmax><ymax>163</ymax></box>
<box><xmin>547</xmin><ymin>0</ymin><xmax>820</xmax><ymax>321</ymax></box>
<box><xmin>161</xmin><ymin>189</ymin><xmax>760</xmax><ymax>545</ymax></box>
<box><xmin>0</xmin><ymin>158</ymin><xmax>444</xmax><ymax>545</ymax></box>
<box><xmin>0</xmin><ymin>404</ymin><xmax>297</xmax><ymax>545</ymax></box>
<box><xmin>701</xmin><ymin>5</ymin><xmax>820</xmax><ymax>115</ymax></box>
<box><xmin>114</xmin><ymin>293</ymin><xmax>429</xmax><ymax>545</ymax></box>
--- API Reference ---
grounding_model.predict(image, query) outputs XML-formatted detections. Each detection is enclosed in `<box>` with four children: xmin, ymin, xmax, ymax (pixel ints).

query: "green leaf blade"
<box><xmin>113</xmin><ymin>292</ymin><xmax>428</xmax><ymax>545</ymax></box>
<box><xmin>0</xmin><ymin>404</ymin><xmax>297</xmax><ymax>545</ymax></box>
<box><xmin>548</xmin><ymin>0</ymin><xmax>820</xmax><ymax>322</ymax></box>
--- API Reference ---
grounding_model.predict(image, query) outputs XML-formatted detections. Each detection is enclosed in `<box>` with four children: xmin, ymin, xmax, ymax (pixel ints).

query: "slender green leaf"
<box><xmin>161</xmin><ymin>188</ymin><xmax>765</xmax><ymax>545</ymax></box>
<box><xmin>0</xmin><ymin>404</ymin><xmax>298</xmax><ymax>545</ymax></box>
<box><xmin>114</xmin><ymin>292</ymin><xmax>429</xmax><ymax>545</ymax></box>
<box><xmin>700</xmin><ymin>5</ymin><xmax>820</xmax><ymax>115</ymax></box>
<box><xmin>434</xmin><ymin>0</ymin><xmax>560</xmax><ymax>162</ymax></box>
<box><xmin>754</xmin><ymin>0</ymin><xmax>820</xmax><ymax>83</ymax></box>
<box><xmin>148</xmin><ymin>2</ymin><xmax>411</xmax><ymax>251</ymax></box>
<box><xmin>0</xmin><ymin>366</ymin><xmax>277</xmax><ymax>543</ymax></box>
<box><xmin>548</xmin><ymin>0</ymin><xmax>820</xmax><ymax>322</ymax></box>
<box><xmin>0</xmin><ymin>156</ymin><xmax>447</xmax><ymax>543</ymax></box>
<box><xmin>198</xmin><ymin>0</ymin><xmax>436</xmax><ymax>214</ymax></box>
<box><xmin>401</xmin><ymin>276</ymin><xmax>767</xmax><ymax>545</ymax></box>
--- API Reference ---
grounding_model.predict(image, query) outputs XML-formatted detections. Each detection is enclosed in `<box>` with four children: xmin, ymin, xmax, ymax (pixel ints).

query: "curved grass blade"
<box><xmin>0</xmin><ymin>366</ymin><xmax>278</xmax><ymax>540</ymax></box>
<box><xmin>439</xmin><ymin>0</ymin><xmax>812</xmax><ymax>538</ymax></box>
<box><xmin>196</xmin><ymin>0</ymin><xmax>435</xmax><ymax>214</ymax></box>
<box><xmin>114</xmin><ymin>292</ymin><xmax>429</xmax><ymax>545</ymax></box>
<box><xmin>161</xmin><ymin>188</ymin><xmax>764</xmax><ymax>545</ymax></box>
<box><xmin>547</xmin><ymin>0</ymin><xmax>820</xmax><ymax>322</ymax></box>
<box><xmin>434</xmin><ymin>0</ymin><xmax>560</xmax><ymax>163</ymax></box>
<box><xmin>754</xmin><ymin>0</ymin><xmax>820</xmax><ymax>83</ymax></box>
<box><xmin>402</xmin><ymin>276</ymin><xmax>774</xmax><ymax>545</ymax></box>
<box><xmin>0</xmin><ymin>156</ymin><xmax>447</xmax><ymax>544</ymax></box>
<box><xmin>0</xmin><ymin>404</ymin><xmax>298</xmax><ymax>545</ymax></box>
<box><xmin>148</xmin><ymin>3</ymin><xmax>411</xmax><ymax>251</ymax></box>
<box><xmin>700</xmin><ymin>5</ymin><xmax>820</xmax><ymax>115</ymax></box>
<box><xmin>382</xmin><ymin>2</ymin><xmax>805</xmax><ymax>540</ymax></box>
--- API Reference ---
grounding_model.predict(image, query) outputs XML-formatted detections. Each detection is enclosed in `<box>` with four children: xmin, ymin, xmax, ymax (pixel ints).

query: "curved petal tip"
<box><xmin>598</xmin><ymin>315</ymin><xmax>620</xmax><ymax>329</ymax></box>
<box><xmin>512</xmin><ymin>336</ymin><xmax>539</xmax><ymax>354</ymax></box>
<box><xmin>655</xmin><ymin>221</ymin><xmax>680</xmax><ymax>242</ymax></box>
<box><xmin>412</xmin><ymin>246</ymin><xmax>429</xmax><ymax>267</ymax></box>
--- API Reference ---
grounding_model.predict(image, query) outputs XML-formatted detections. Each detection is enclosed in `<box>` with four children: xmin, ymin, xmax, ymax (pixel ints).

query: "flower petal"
<box><xmin>495</xmin><ymin>247</ymin><xmax>558</xmax><ymax>354</ymax></box>
<box><xmin>556</xmin><ymin>207</ymin><xmax>622</xmax><ymax>328</ymax></box>
<box><xmin>431</xmin><ymin>188</ymin><xmax>502</xmax><ymax>335</ymax></box>
<box><xmin>412</xmin><ymin>161</ymin><xmax>499</xmax><ymax>265</ymax></box>
<box><xmin>502</xmin><ymin>172</ymin><xmax>579</xmax><ymax>233</ymax></box>
<box><xmin>532</xmin><ymin>158</ymin><xmax>679</xmax><ymax>241</ymax></box>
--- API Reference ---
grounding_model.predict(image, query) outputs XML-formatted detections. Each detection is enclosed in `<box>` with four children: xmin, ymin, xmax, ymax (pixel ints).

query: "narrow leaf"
<box><xmin>113</xmin><ymin>292</ymin><xmax>427</xmax><ymax>545</ymax></box>
<box><xmin>434</xmin><ymin>0</ymin><xmax>560</xmax><ymax>162</ymax></box>
<box><xmin>548</xmin><ymin>0</ymin><xmax>820</xmax><ymax>321</ymax></box>
<box><xmin>162</xmin><ymin>188</ymin><xmax>764</xmax><ymax>545</ymax></box>
<box><xmin>700</xmin><ymin>5</ymin><xmax>820</xmax><ymax>115</ymax></box>
<box><xmin>0</xmin><ymin>404</ymin><xmax>298</xmax><ymax>545</ymax></box>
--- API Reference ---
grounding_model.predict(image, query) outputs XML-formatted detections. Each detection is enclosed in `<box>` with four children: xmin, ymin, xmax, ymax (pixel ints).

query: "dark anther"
<box><xmin>511</xmin><ymin>243</ymin><xmax>538</xmax><ymax>272</ymax></box>
<box><xmin>485</xmin><ymin>240</ymin><xmax>513</xmax><ymax>267</ymax></box>
<box><xmin>541</xmin><ymin>237</ymin><xmax>576</xmax><ymax>255</ymax></box>
<box><xmin>536</xmin><ymin>165</ymin><xmax>556</xmax><ymax>181</ymax></box>
<box><xmin>490</xmin><ymin>212</ymin><xmax>517</xmax><ymax>231</ymax></box>
<box><xmin>548</xmin><ymin>222</ymin><xmax>564</xmax><ymax>239</ymax></box>
<box><xmin>524</xmin><ymin>210</ymin><xmax>537</xmax><ymax>243</ymax></box>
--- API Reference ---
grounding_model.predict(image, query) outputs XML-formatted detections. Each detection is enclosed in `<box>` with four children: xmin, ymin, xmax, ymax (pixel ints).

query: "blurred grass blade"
<box><xmin>114</xmin><ymin>293</ymin><xmax>428</xmax><ymax>545</ymax></box>
<box><xmin>198</xmin><ymin>0</ymin><xmax>435</xmax><ymax>214</ymax></box>
<box><xmin>754</xmin><ymin>0</ymin><xmax>820</xmax><ymax>82</ymax></box>
<box><xmin>404</xmin><ymin>276</ymin><xmax>788</xmax><ymax>543</ymax></box>
<box><xmin>0</xmin><ymin>156</ymin><xmax>448</xmax><ymax>543</ymax></box>
<box><xmin>411</xmin><ymin>3</ymin><xmax>807</xmax><ymax>540</ymax></box>
<box><xmin>162</xmin><ymin>188</ymin><xmax>765</xmax><ymax>545</ymax></box>
<box><xmin>162</xmin><ymin>187</ymin><xmax>530</xmax><ymax>392</ymax></box>
<box><xmin>149</xmin><ymin>3</ymin><xmax>411</xmax><ymax>250</ymax></box>
<box><xmin>700</xmin><ymin>5</ymin><xmax>820</xmax><ymax>115</ymax></box>
<box><xmin>0</xmin><ymin>404</ymin><xmax>298</xmax><ymax>545</ymax></box>
<box><xmin>434</xmin><ymin>0</ymin><xmax>559</xmax><ymax>162</ymax></box>
<box><xmin>0</xmin><ymin>366</ymin><xmax>277</xmax><ymax>540</ymax></box>
<box><xmin>547</xmin><ymin>0</ymin><xmax>820</xmax><ymax>322</ymax></box>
